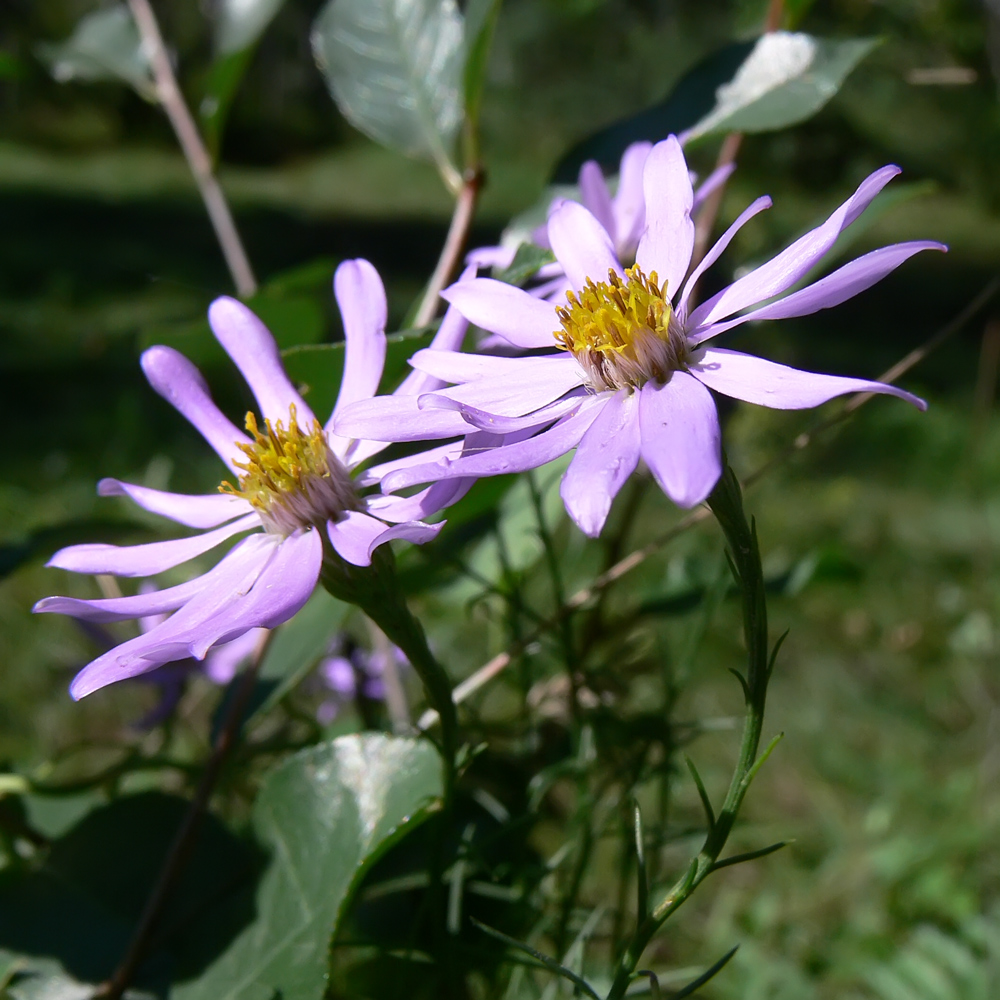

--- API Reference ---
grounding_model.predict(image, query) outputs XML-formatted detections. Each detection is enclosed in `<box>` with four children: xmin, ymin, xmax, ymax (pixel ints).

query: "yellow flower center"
<box><xmin>220</xmin><ymin>405</ymin><xmax>358</xmax><ymax>535</ymax></box>
<box><xmin>555</xmin><ymin>265</ymin><xmax>687</xmax><ymax>392</ymax></box>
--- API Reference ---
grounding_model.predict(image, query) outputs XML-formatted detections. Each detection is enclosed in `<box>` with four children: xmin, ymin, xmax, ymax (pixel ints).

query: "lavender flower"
<box><xmin>315</xmin><ymin>639</ymin><xmax>407</xmax><ymax>724</ymax></box>
<box><xmin>468</xmin><ymin>141</ymin><xmax>734</xmax><ymax>301</ymax></box>
<box><xmin>35</xmin><ymin>260</ymin><xmax>470</xmax><ymax>699</ymax></box>
<box><xmin>337</xmin><ymin>137</ymin><xmax>942</xmax><ymax>538</ymax></box>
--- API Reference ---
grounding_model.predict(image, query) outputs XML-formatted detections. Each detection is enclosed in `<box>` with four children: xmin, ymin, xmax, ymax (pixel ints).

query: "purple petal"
<box><xmin>689</xmin><ymin>241</ymin><xmax>947</xmax><ymax>344</ymax></box>
<box><xmin>366</xmin><ymin>478</ymin><xmax>474</xmax><ymax>522</ymax></box>
<box><xmin>34</xmin><ymin>574</ymin><xmax>209</xmax><ymax>623</ymax></box>
<box><xmin>578</xmin><ymin>161</ymin><xmax>616</xmax><ymax>241</ymax></box>
<box><xmin>689</xmin><ymin>347</ymin><xmax>927</xmax><ymax>410</ymax></box>
<box><xmin>48</xmin><ymin>513</ymin><xmax>260</xmax><ymax>577</ymax></box>
<box><xmin>635</xmin><ymin>136</ymin><xmax>695</xmax><ymax>298</ymax></box>
<box><xmin>466</xmin><ymin>245</ymin><xmax>516</xmax><ymax>270</ymax></box>
<box><xmin>381</xmin><ymin>396</ymin><xmax>604</xmax><ymax>492</ymax></box>
<box><xmin>421</xmin><ymin>387</ymin><xmax>586</xmax><ymax>434</ymax></box>
<box><xmin>141</xmin><ymin>346</ymin><xmax>249</xmax><ymax>473</ymax></box>
<box><xmin>419</xmin><ymin>357</ymin><xmax>583</xmax><ymax>418</ymax></box>
<box><xmin>98</xmin><ymin>479</ymin><xmax>251</xmax><ymax>529</ymax></box>
<box><xmin>334</xmin><ymin>394</ymin><xmax>473</xmax><ymax>443</ymax></box>
<box><xmin>330</xmin><ymin>259</ymin><xmax>388</xmax><ymax>427</ymax></box>
<box><xmin>638</xmin><ymin>372</ymin><xmax>721</xmax><ymax>508</ymax></box>
<box><xmin>327</xmin><ymin>510</ymin><xmax>386</xmax><ymax>566</ymax></box>
<box><xmin>405</xmin><ymin>348</ymin><xmax>556</xmax><ymax>384</ymax></box>
<box><xmin>560</xmin><ymin>389</ymin><xmax>641</xmax><ymax>537</ymax></box>
<box><xmin>441</xmin><ymin>278</ymin><xmax>559</xmax><ymax>350</ymax></box>
<box><xmin>361</xmin><ymin>440</ymin><xmax>463</xmax><ymax>486</ymax></box>
<box><xmin>547</xmin><ymin>201</ymin><xmax>622</xmax><ymax>293</ymax></box>
<box><xmin>688</xmin><ymin>165</ymin><xmax>902</xmax><ymax>330</ymax></box>
<box><xmin>368</xmin><ymin>519</ymin><xmax>445</xmax><ymax>554</ymax></box>
<box><xmin>691</xmin><ymin>162</ymin><xmax>736</xmax><ymax>212</ymax></box>
<box><xmin>203</xmin><ymin>628</ymin><xmax>267</xmax><ymax>684</ymax></box>
<box><xmin>678</xmin><ymin>196</ymin><xmax>772</xmax><ymax>313</ymax></box>
<box><xmin>208</xmin><ymin>297</ymin><xmax>317</xmax><ymax>427</ymax></box>
<box><xmin>612</xmin><ymin>141</ymin><xmax>652</xmax><ymax>257</ymax></box>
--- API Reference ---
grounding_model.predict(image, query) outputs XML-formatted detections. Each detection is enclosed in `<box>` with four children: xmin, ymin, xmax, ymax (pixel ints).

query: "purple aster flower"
<box><xmin>315</xmin><ymin>638</ymin><xmax>408</xmax><ymax>724</ymax></box>
<box><xmin>35</xmin><ymin>260</ymin><xmax>471</xmax><ymax>700</ymax></box>
<box><xmin>336</xmin><ymin>137</ymin><xmax>942</xmax><ymax>538</ymax></box>
<box><xmin>467</xmin><ymin>141</ymin><xmax>734</xmax><ymax>302</ymax></box>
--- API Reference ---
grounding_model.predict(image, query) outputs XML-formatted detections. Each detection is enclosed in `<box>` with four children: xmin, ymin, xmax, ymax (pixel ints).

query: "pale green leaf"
<box><xmin>215</xmin><ymin>0</ymin><xmax>288</xmax><ymax>54</ymax></box>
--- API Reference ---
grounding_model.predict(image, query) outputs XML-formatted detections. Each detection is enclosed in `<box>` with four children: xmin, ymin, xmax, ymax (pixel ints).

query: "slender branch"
<box><xmin>415</xmin><ymin>278</ymin><xmax>998</xmax><ymax>731</ymax></box>
<box><xmin>414</xmin><ymin>168</ymin><xmax>483</xmax><ymax>327</ymax></box>
<box><xmin>126</xmin><ymin>0</ymin><xmax>257</xmax><ymax>297</ymax></box>
<box><xmin>97</xmin><ymin>630</ymin><xmax>273</xmax><ymax>1000</ymax></box>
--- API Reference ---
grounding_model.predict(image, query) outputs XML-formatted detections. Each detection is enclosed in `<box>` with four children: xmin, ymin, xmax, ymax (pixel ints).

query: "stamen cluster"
<box><xmin>220</xmin><ymin>405</ymin><xmax>358</xmax><ymax>535</ymax></box>
<box><xmin>555</xmin><ymin>265</ymin><xmax>687</xmax><ymax>392</ymax></box>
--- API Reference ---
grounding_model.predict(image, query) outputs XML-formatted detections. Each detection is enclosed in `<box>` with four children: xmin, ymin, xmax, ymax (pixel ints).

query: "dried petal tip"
<box><xmin>555</xmin><ymin>265</ymin><xmax>687</xmax><ymax>392</ymax></box>
<box><xmin>220</xmin><ymin>404</ymin><xmax>358</xmax><ymax>535</ymax></box>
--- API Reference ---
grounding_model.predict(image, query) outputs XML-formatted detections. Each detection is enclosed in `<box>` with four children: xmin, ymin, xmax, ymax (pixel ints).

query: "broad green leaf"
<box><xmin>174</xmin><ymin>734</ymin><xmax>443</xmax><ymax>1000</ymax></box>
<box><xmin>215</xmin><ymin>0</ymin><xmax>288</xmax><ymax>55</ymax></box>
<box><xmin>311</xmin><ymin>0</ymin><xmax>465</xmax><ymax>189</ymax></box>
<box><xmin>36</xmin><ymin>6</ymin><xmax>154</xmax><ymax>100</ymax></box>
<box><xmin>463</xmin><ymin>0</ymin><xmax>502</xmax><ymax>132</ymax></box>
<box><xmin>686</xmin><ymin>33</ymin><xmax>878</xmax><ymax>140</ymax></box>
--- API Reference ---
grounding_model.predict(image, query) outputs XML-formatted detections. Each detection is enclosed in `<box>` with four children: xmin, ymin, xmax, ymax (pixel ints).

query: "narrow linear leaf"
<box><xmin>684</xmin><ymin>757</ymin><xmax>716</xmax><ymax>831</ymax></box>
<box><xmin>670</xmin><ymin>945</ymin><xmax>739</xmax><ymax>1000</ymax></box>
<box><xmin>711</xmin><ymin>840</ymin><xmax>789</xmax><ymax>872</ymax></box>
<box><xmin>312</xmin><ymin>0</ymin><xmax>464</xmax><ymax>187</ymax></box>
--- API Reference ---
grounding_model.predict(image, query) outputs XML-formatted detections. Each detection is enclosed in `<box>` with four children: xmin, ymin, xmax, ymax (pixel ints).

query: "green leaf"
<box><xmin>463</xmin><ymin>0</ymin><xmax>502</xmax><ymax>132</ymax></box>
<box><xmin>36</xmin><ymin>5</ymin><xmax>154</xmax><ymax>100</ymax></box>
<box><xmin>311</xmin><ymin>0</ymin><xmax>465</xmax><ymax>189</ymax></box>
<box><xmin>199</xmin><ymin>48</ymin><xmax>255</xmax><ymax>158</ymax></box>
<box><xmin>495</xmin><ymin>243</ymin><xmax>556</xmax><ymax>287</ymax></box>
<box><xmin>174</xmin><ymin>734</ymin><xmax>443</xmax><ymax>1000</ymax></box>
<box><xmin>281</xmin><ymin>326</ymin><xmax>435</xmax><ymax>418</ymax></box>
<box><xmin>215</xmin><ymin>0</ymin><xmax>288</xmax><ymax>55</ymax></box>
<box><xmin>686</xmin><ymin>33</ymin><xmax>878</xmax><ymax>140</ymax></box>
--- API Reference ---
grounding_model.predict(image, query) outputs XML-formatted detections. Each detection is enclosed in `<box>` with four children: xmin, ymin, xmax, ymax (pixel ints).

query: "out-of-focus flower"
<box><xmin>338</xmin><ymin>137</ymin><xmax>941</xmax><ymax>538</ymax></box>
<box><xmin>315</xmin><ymin>638</ymin><xmax>407</xmax><ymax>725</ymax></box>
<box><xmin>467</xmin><ymin>141</ymin><xmax>734</xmax><ymax>301</ymax></box>
<box><xmin>35</xmin><ymin>260</ymin><xmax>471</xmax><ymax>700</ymax></box>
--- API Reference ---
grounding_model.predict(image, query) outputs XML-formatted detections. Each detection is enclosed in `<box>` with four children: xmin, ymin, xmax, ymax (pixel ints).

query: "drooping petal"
<box><xmin>560</xmin><ymin>388</ymin><xmax>641</xmax><ymax>537</ymax></box>
<box><xmin>67</xmin><ymin>534</ymin><xmax>280</xmax><ymax>697</ymax></box>
<box><xmin>208</xmin><ymin>297</ymin><xmax>317</xmax><ymax>427</ymax></box>
<box><xmin>691</xmin><ymin>162</ymin><xmax>736</xmax><ymax>212</ymax></box>
<box><xmin>368</xmin><ymin>519</ymin><xmax>445</xmax><ymax>553</ymax></box>
<box><xmin>203</xmin><ymin>628</ymin><xmax>267</xmax><ymax>684</ymax></box>
<box><xmin>547</xmin><ymin>201</ymin><xmax>622</xmax><ymax>292</ymax></box>
<box><xmin>418</xmin><ymin>357</ymin><xmax>584</xmax><ymax>418</ymax></box>
<box><xmin>141</xmin><ymin>346</ymin><xmax>250</xmax><ymax>473</ymax></box>
<box><xmin>330</xmin><ymin>259</ymin><xmax>388</xmax><ymax>427</ymax></box>
<box><xmin>98</xmin><ymin>479</ymin><xmax>251</xmax><ymax>529</ymax></box>
<box><xmin>360</xmin><ymin>440</ymin><xmax>464</xmax><ymax>487</ymax></box>
<box><xmin>688</xmin><ymin>241</ymin><xmax>947</xmax><ymax>344</ymax></box>
<box><xmin>578</xmin><ymin>160</ymin><xmax>616</xmax><ymax>241</ymax></box>
<box><xmin>612</xmin><ymin>141</ymin><xmax>652</xmax><ymax>257</ymax></box>
<box><xmin>366</xmin><ymin>477</ymin><xmax>474</xmax><ymax>523</ymax></box>
<box><xmin>678</xmin><ymin>196</ymin><xmax>772</xmax><ymax>312</ymax></box>
<box><xmin>441</xmin><ymin>278</ymin><xmax>559</xmax><ymax>350</ymax></box>
<box><xmin>48</xmin><ymin>513</ymin><xmax>260</xmax><ymax>577</ymax></box>
<box><xmin>635</xmin><ymin>136</ymin><xmax>695</xmax><ymax>299</ymax></box>
<box><xmin>381</xmin><ymin>396</ymin><xmax>605</xmax><ymax>492</ymax></box>
<box><xmin>34</xmin><ymin>573</ymin><xmax>211</xmax><ymax>623</ymax></box>
<box><xmin>688</xmin><ymin>165</ymin><xmax>902</xmax><ymax>330</ymax></box>
<box><xmin>334</xmin><ymin>394</ymin><xmax>473</xmax><ymax>443</ymax></box>
<box><xmin>327</xmin><ymin>511</ymin><xmax>389</xmax><ymax>567</ymax></box>
<box><xmin>638</xmin><ymin>372</ymin><xmax>721</xmax><ymax>508</ymax></box>
<box><xmin>689</xmin><ymin>347</ymin><xmax>927</xmax><ymax>410</ymax></box>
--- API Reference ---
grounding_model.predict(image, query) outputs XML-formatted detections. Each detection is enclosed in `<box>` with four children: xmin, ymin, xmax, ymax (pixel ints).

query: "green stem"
<box><xmin>319</xmin><ymin>542</ymin><xmax>458</xmax><ymax>792</ymax></box>
<box><xmin>605</xmin><ymin>463</ymin><xmax>776</xmax><ymax>1000</ymax></box>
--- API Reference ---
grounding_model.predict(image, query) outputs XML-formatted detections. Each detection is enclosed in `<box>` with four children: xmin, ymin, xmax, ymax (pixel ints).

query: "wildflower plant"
<box><xmin>4</xmin><ymin>6</ymin><xmax>967</xmax><ymax>1000</ymax></box>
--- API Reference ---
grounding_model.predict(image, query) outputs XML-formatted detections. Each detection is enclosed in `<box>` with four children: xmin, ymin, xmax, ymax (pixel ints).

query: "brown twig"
<box><xmin>414</xmin><ymin>168</ymin><xmax>483</xmax><ymax>328</ymax></box>
<box><xmin>416</xmin><ymin>277</ymin><xmax>999</xmax><ymax>731</ymax></box>
<box><xmin>126</xmin><ymin>0</ymin><xmax>257</xmax><ymax>298</ymax></box>
<box><xmin>98</xmin><ymin>630</ymin><xmax>273</xmax><ymax>1000</ymax></box>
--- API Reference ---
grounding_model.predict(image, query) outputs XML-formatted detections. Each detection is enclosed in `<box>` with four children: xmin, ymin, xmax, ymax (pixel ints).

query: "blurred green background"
<box><xmin>2</xmin><ymin>1</ymin><xmax>1000</xmax><ymax>997</ymax></box>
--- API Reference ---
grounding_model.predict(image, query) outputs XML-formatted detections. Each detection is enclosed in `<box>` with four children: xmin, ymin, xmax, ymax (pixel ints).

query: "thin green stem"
<box><xmin>605</xmin><ymin>463</ymin><xmax>777</xmax><ymax>1000</ymax></box>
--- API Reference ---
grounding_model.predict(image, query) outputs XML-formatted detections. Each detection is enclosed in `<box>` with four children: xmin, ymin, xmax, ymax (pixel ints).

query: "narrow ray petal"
<box><xmin>361</xmin><ymin>440</ymin><xmax>464</xmax><ymax>486</ymax></box>
<box><xmin>441</xmin><ymin>278</ymin><xmax>559</xmax><ymax>349</ymax></box>
<box><xmin>422</xmin><ymin>388</ymin><xmax>586</xmax><ymax>434</ymax></box>
<box><xmin>334</xmin><ymin>394</ymin><xmax>473</xmax><ymax>443</ymax></box>
<box><xmin>330</xmin><ymin>259</ymin><xmax>388</xmax><ymax>426</ymax></box>
<box><xmin>638</xmin><ymin>373</ymin><xmax>721</xmax><ymax>508</ymax></box>
<box><xmin>406</xmin><ymin>349</ymin><xmax>563</xmax><ymax>385</ymax></box>
<box><xmin>689</xmin><ymin>348</ymin><xmax>927</xmax><ymax>410</ymax></box>
<box><xmin>636</xmin><ymin>136</ymin><xmax>695</xmax><ymax>297</ymax></box>
<box><xmin>560</xmin><ymin>389</ymin><xmax>641</xmax><ymax>537</ymax></box>
<box><xmin>612</xmin><ymin>141</ymin><xmax>652</xmax><ymax>256</ymax></box>
<box><xmin>578</xmin><ymin>160</ymin><xmax>616</xmax><ymax>240</ymax></box>
<box><xmin>327</xmin><ymin>511</ymin><xmax>390</xmax><ymax>567</ymax></box>
<box><xmin>34</xmin><ymin>575</ymin><xmax>209</xmax><ymax>623</ymax></box>
<box><xmin>98</xmin><ymin>479</ymin><xmax>251</xmax><ymax>529</ymax></box>
<box><xmin>692</xmin><ymin>162</ymin><xmax>736</xmax><ymax>211</ymax></box>
<box><xmin>208</xmin><ymin>297</ymin><xmax>317</xmax><ymax>426</ymax></box>
<box><xmin>366</xmin><ymin>478</ymin><xmax>474</xmax><ymax>523</ymax></box>
<box><xmin>688</xmin><ymin>165</ymin><xmax>901</xmax><ymax>330</ymax></box>
<box><xmin>141</xmin><ymin>346</ymin><xmax>249</xmax><ymax>472</ymax></box>
<box><xmin>48</xmin><ymin>513</ymin><xmax>260</xmax><ymax>577</ymax></box>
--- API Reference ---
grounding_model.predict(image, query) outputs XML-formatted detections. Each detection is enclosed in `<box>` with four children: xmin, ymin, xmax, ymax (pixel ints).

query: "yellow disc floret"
<box><xmin>555</xmin><ymin>265</ymin><xmax>687</xmax><ymax>392</ymax></box>
<box><xmin>220</xmin><ymin>405</ymin><xmax>358</xmax><ymax>535</ymax></box>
